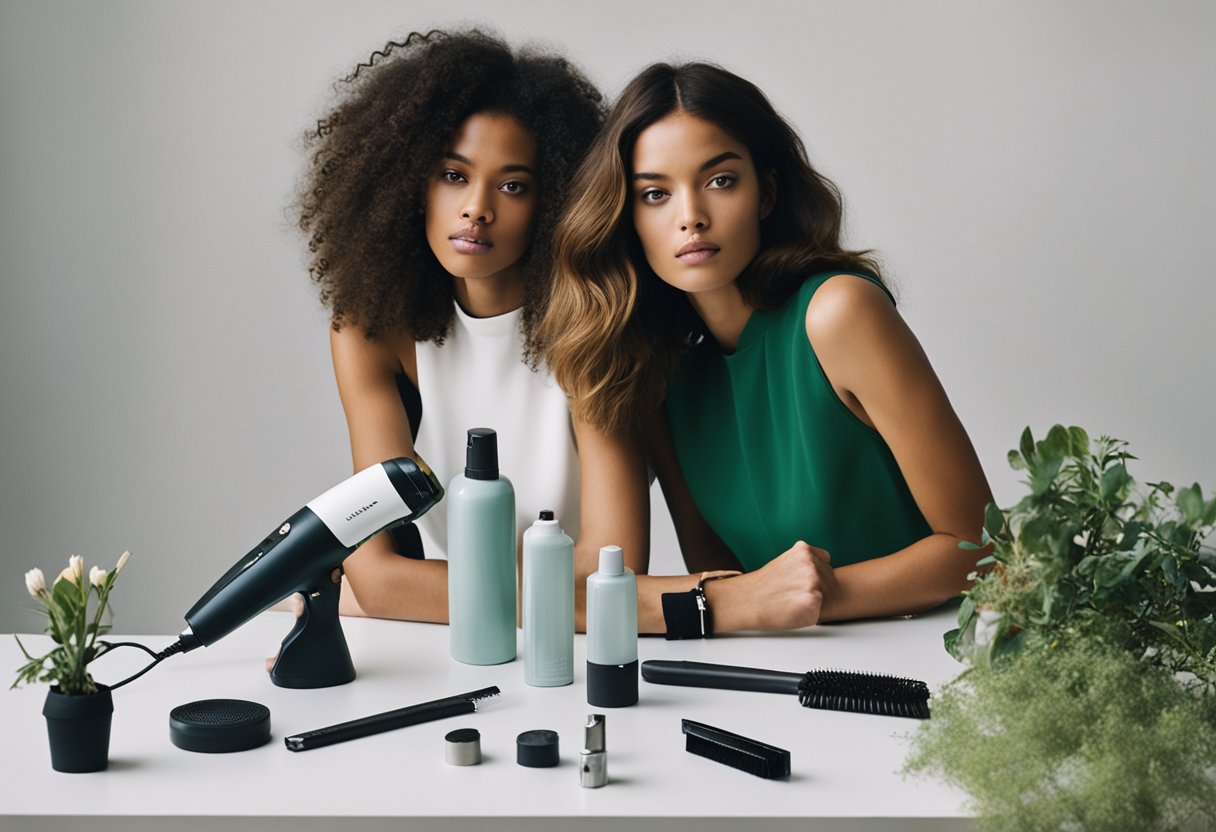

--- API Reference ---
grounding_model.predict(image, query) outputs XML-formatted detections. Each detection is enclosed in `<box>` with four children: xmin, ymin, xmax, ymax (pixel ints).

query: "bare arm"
<box><xmin>329</xmin><ymin>324</ymin><xmax>449</xmax><ymax>622</ymax></box>
<box><xmin>804</xmin><ymin>274</ymin><xmax>992</xmax><ymax>622</ymax></box>
<box><xmin>573</xmin><ymin>413</ymin><xmax>739</xmax><ymax>634</ymax></box>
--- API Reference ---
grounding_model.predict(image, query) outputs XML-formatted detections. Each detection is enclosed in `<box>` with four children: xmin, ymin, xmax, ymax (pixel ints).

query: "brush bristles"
<box><xmin>797</xmin><ymin>669</ymin><xmax>931</xmax><ymax>719</ymax></box>
<box><xmin>681</xmin><ymin>719</ymin><xmax>790</xmax><ymax>779</ymax></box>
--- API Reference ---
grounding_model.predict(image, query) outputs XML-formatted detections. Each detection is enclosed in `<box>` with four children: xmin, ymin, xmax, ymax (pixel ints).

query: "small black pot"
<box><xmin>42</xmin><ymin>684</ymin><xmax>113</xmax><ymax>773</ymax></box>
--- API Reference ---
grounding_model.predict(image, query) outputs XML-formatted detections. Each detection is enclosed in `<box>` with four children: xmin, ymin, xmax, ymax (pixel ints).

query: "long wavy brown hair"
<box><xmin>539</xmin><ymin>62</ymin><xmax>886</xmax><ymax>433</ymax></box>
<box><xmin>295</xmin><ymin>30</ymin><xmax>603</xmax><ymax>358</ymax></box>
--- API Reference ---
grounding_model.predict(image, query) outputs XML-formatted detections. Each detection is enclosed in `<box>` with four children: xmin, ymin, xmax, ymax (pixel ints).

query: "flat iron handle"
<box><xmin>641</xmin><ymin>660</ymin><xmax>802</xmax><ymax>695</ymax></box>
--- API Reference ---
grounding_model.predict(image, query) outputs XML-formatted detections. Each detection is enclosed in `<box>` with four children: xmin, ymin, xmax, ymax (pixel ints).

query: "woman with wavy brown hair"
<box><xmin>292</xmin><ymin>30</ymin><xmax>651</xmax><ymax>626</ymax></box>
<box><xmin>540</xmin><ymin>62</ymin><xmax>993</xmax><ymax>636</ymax></box>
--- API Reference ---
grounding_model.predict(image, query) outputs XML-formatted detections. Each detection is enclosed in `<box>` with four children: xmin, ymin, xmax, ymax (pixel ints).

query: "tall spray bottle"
<box><xmin>447</xmin><ymin>428</ymin><xmax>516</xmax><ymax>665</ymax></box>
<box><xmin>522</xmin><ymin>510</ymin><xmax>575</xmax><ymax>687</ymax></box>
<box><xmin>585</xmin><ymin>545</ymin><xmax>638</xmax><ymax>707</ymax></box>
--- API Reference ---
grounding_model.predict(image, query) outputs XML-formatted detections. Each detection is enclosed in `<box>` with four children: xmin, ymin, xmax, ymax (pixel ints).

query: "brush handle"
<box><xmin>641</xmin><ymin>660</ymin><xmax>803</xmax><ymax>695</ymax></box>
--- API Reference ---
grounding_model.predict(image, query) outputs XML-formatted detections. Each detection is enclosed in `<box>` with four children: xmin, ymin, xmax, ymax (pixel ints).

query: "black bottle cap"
<box><xmin>464</xmin><ymin>428</ymin><xmax>499</xmax><ymax>480</ymax></box>
<box><xmin>516</xmin><ymin>729</ymin><xmax>559</xmax><ymax>767</ymax></box>
<box><xmin>538</xmin><ymin>509</ymin><xmax>554</xmax><ymax>521</ymax></box>
<box><xmin>587</xmin><ymin>660</ymin><xmax>639</xmax><ymax>708</ymax></box>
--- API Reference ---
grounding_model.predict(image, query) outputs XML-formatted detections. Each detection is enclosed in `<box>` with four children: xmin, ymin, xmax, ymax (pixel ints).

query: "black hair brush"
<box><xmin>681</xmin><ymin>719</ymin><xmax>790</xmax><ymax>779</ymax></box>
<box><xmin>642</xmin><ymin>660</ymin><xmax>930</xmax><ymax>719</ymax></box>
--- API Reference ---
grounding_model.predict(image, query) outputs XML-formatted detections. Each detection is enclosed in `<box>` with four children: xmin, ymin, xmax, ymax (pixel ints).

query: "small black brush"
<box><xmin>642</xmin><ymin>660</ymin><xmax>930</xmax><ymax>719</ymax></box>
<box><xmin>681</xmin><ymin>719</ymin><xmax>790</xmax><ymax>779</ymax></box>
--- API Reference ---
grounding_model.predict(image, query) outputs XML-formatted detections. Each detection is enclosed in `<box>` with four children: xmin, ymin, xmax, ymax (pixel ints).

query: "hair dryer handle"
<box><xmin>269</xmin><ymin>572</ymin><xmax>355</xmax><ymax>689</ymax></box>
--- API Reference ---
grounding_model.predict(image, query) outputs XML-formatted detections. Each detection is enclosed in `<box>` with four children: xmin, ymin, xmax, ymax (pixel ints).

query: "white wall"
<box><xmin>1</xmin><ymin>0</ymin><xmax>1212</xmax><ymax>633</ymax></box>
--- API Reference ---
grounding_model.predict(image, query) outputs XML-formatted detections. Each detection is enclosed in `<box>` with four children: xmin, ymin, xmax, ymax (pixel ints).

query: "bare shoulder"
<box><xmin>330</xmin><ymin>321</ymin><xmax>414</xmax><ymax>382</ymax></box>
<box><xmin>804</xmin><ymin>274</ymin><xmax>898</xmax><ymax>347</ymax></box>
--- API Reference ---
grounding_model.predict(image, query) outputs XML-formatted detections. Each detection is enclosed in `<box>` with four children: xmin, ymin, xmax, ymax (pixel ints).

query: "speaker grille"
<box><xmin>169</xmin><ymin>698</ymin><xmax>271</xmax><ymax>752</ymax></box>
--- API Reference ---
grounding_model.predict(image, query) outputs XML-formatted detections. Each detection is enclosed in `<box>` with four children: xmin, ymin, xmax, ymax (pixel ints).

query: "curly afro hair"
<box><xmin>295</xmin><ymin>29</ymin><xmax>604</xmax><ymax>359</ymax></box>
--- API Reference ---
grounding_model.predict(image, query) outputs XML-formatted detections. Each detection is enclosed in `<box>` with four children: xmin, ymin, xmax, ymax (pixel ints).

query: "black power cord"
<box><xmin>102</xmin><ymin>638</ymin><xmax>188</xmax><ymax>691</ymax></box>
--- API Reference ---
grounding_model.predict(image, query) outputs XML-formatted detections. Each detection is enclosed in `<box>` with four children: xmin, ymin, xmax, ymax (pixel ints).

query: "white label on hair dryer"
<box><xmin>307</xmin><ymin>463</ymin><xmax>409</xmax><ymax>548</ymax></box>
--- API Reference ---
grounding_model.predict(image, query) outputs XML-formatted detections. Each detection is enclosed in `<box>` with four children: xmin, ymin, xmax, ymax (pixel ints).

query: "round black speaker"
<box><xmin>169</xmin><ymin>699</ymin><xmax>271</xmax><ymax>753</ymax></box>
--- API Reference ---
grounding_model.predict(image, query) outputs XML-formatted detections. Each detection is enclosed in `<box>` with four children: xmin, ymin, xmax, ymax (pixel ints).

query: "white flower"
<box><xmin>56</xmin><ymin>566</ymin><xmax>77</xmax><ymax>586</ymax></box>
<box><xmin>89</xmin><ymin>567</ymin><xmax>107</xmax><ymax>588</ymax></box>
<box><xmin>974</xmin><ymin>609</ymin><xmax>1004</xmax><ymax>649</ymax></box>
<box><xmin>68</xmin><ymin>555</ymin><xmax>84</xmax><ymax>583</ymax></box>
<box><xmin>24</xmin><ymin>568</ymin><xmax>46</xmax><ymax>597</ymax></box>
<box><xmin>114</xmin><ymin>551</ymin><xmax>131</xmax><ymax>574</ymax></box>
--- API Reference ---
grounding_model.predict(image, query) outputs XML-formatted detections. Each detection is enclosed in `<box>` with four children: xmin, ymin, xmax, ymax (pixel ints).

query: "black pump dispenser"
<box><xmin>465</xmin><ymin>428</ymin><xmax>500</xmax><ymax>480</ymax></box>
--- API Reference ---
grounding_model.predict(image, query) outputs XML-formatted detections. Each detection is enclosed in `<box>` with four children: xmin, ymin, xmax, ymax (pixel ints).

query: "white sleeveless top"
<box><xmin>412</xmin><ymin>302</ymin><xmax>580</xmax><ymax>557</ymax></box>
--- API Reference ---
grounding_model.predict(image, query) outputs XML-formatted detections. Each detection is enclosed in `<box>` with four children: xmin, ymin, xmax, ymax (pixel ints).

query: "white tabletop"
<box><xmin>2</xmin><ymin>607</ymin><xmax>971</xmax><ymax>831</ymax></box>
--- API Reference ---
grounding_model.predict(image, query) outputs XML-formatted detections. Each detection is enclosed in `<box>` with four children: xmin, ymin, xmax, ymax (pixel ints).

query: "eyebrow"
<box><xmin>632</xmin><ymin>150</ymin><xmax>744</xmax><ymax>182</ymax></box>
<box><xmin>444</xmin><ymin>152</ymin><xmax>534</xmax><ymax>175</ymax></box>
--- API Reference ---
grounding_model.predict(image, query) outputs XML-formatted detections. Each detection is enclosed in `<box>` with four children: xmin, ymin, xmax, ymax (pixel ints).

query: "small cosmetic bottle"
<box><xmin>585</xmin><ymin>545</ymin><xmax>638</xmax><ymax>707</ymax></box>
<box><xmin>447</xmin><ymin>428</ymin><xmax>516</xmax><ymax>665</ymax></box>
<box><xmin>522</xmin><ymin>510</ymin><xmax>575</xmax><ymax>686</ymax></box>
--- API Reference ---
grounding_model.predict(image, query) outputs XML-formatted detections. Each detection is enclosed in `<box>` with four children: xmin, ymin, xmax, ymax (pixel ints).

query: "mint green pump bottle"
<box><xmin>447</xmin><ymin>428</ymin><xmax>516</xmax><ymax>665</ymax></box>
<box><xmin>522</xmin><ymin>510</ymin><xmax>575</xmax><ymax>687</ymax></box>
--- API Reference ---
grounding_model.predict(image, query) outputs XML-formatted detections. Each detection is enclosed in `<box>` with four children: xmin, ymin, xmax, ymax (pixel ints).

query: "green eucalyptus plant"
<box><xmin>906</xmin><ymin>638</ymin><xmax>1216</xmax><ymax>832</ymax></box>
<box><xmin>947</xmin><ymin>425</ymin><xmax>1216</xmax><ymax>686</ymax></box>
<box><xmin>906</xmin><ymin>426</ymin><xmax>1216</xmax><ymax>832</ymax></box>
<box><xmin>13</xmin><ymin>551</ymin><xmax>131</xmax><ymax>695</ymax></box>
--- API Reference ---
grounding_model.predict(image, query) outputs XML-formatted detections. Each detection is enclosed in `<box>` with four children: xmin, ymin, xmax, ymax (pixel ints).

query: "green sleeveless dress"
<box><xmin>664</xmin><ymin>272</ymin><xmax>931</xmax><ymax>572</ymax></box>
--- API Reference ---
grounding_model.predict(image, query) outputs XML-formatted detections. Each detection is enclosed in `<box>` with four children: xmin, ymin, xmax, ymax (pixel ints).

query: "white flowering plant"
<box><xmin>13</xmin><ymin>552</ymin><xmax>131</xmax><ymax>695</ymax></box>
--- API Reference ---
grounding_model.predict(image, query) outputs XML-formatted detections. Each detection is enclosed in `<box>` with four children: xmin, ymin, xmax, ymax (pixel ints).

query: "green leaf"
<box><xmin>1117</xmin><ymin>550</ymin><xmax>1150</xmax><ymax>582</ymax></box>
<box><xmin>1146</xmin><ymin>620</ymin><xmax>1185</xmax><ymax>642</ymax></box>
<box><xmin>943</xmin><ymin>628</ymin><xmax>962</xmax><ymax>660</ymax></box>
<box><xmin>1120</xmin><ymin>520</ymin><xmax>1144</xmax><ymax>547</ymax></box>
<box><xmin>1161</xmin><ymin>554</ymin><xmax>1177</xmax><ymax>579</ymax></box>
<box><xmin>1100</xmin><ymin>463</ymin><xmax>1132</xmax><ymax>502</ymax></box>
<box><xmin>1202</xmin><ymin>497</ymin><xmax>1216</xmax><ymax>526</ymax></box>
<box><xmin>1042</xmin><ymin>424</ymin><xmax>1071</xmax><ymax>461</ymax></box>
<box><xmin>1007</xmin><ymin>449</ymin><xmax>1027</xmax><ymax>471</ymax></box>
<box><xmin>1067</xmin><ymin>426</ymin><xmax>1090</xmax><ymax>456</ymax></box>
<box><xmin>51</xmin><ymin>578</ymin><xmax>78</xmax><ymax>611</ymax></box>
<box><xmin>1030</xmin><ymin>456</ymin><xmax>1063</xmax><ymax>496</ymax></box>
<box><xmin>1019</xmin><ymin>426</ymin><xmax>1035</xmax><ymax>463</ymax></box>
<box><xmin>1177</xmin><ymin>483</ymin><xmax>1204</xmax><ymax>524</ymax></box>
<box><xmin>982</xmin><ymin>503</ymin><xmax>1007</xmax><ymax>544</ymax></box>
<box><xmin>1020</xmin><ymin>513</ymin><xmax>1058</xmax><ymax>556</ymax></box>
<box><xmin>1147</xmin><ymin>480</ymin><xmax>1175</xmax><ymax>497</ymax></box>
<box><xmin>958</xmin><ymin>596</ymin><xmax>976</xmax><ymax>628</ymax></box>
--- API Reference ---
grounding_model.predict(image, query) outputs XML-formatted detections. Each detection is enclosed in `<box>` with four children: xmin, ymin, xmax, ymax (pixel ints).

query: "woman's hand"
<box><xmin>710</xmin><ymin>541</ymin><xmax>837</xmax><ymax>631</ymax></box>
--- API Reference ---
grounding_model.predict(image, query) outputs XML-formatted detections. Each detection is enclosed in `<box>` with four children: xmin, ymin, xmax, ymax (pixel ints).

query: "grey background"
<box><xmin>1</xmin><ymin>0</ymin><xmax>1212</xmax><ymax>634</ymax></box>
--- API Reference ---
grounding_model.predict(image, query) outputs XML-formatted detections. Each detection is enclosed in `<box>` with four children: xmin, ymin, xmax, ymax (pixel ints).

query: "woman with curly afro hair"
<box><xmin>292</xmin><ymin>30</ymin><xmax>653</xmax><ymax>627</ymax></box>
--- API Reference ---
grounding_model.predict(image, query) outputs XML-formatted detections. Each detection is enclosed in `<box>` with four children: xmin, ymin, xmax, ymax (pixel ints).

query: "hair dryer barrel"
<box><xmin>182</xmin><ymin>457</ymin><xmax>442</xmax><ymax>649</ymax></box>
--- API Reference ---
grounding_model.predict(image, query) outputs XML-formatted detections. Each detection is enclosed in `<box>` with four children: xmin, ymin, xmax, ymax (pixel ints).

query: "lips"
<box><xmin>676</xmin><ymin>240</ymin><xmax>720</xmax><ymax>265</ymax></box>
<box><xmin>450</xmin><ymin>232</ymin><xmax>493</xmax><ymax>256</ymax></box>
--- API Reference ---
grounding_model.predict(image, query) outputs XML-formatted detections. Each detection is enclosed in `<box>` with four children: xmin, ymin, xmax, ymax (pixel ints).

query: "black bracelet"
<box><xmin>662</xmin><ymin>575</ymin><xmax>729</xmax><ymax>640</ymax></box>
<box><xmin>662</xmin><ymin>586</ymin><xmax>708</xmax><ymax>640</ymax></box>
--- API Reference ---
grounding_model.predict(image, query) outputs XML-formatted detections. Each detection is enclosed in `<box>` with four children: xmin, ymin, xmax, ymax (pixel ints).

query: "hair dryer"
<box><xmin>164</xmin><ymin>456</ymin><xmax>443</xmax><ymax>688</ymax></box>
